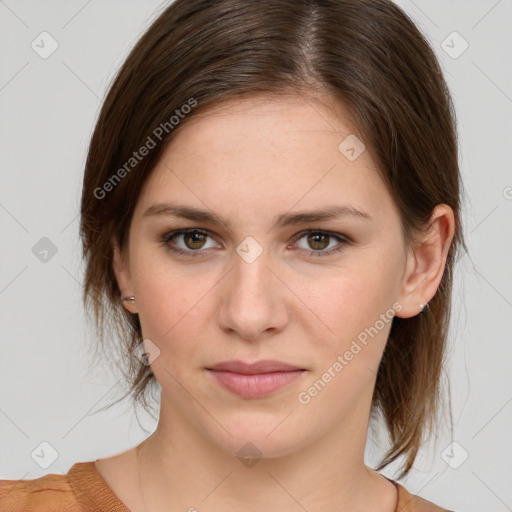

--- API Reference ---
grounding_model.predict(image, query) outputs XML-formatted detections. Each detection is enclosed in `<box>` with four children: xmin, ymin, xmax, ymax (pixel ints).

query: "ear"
<box><xmin>395</xmin><ymin>204</ymin><xmax>455</xmax><ymax>318</ymax></box>
<box><xmin>112</xmin><ymin>237</ymin><xmax>138</xmax><ymax>314</ymax></box>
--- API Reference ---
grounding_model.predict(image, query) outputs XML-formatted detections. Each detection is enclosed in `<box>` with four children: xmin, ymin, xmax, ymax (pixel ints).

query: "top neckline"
<box><xmin>68</xmin><ymin>460</ymin><xmax>409</xmax><ymax>512</ymax></box>
<box><xmin>68</xmin><ymin>460</ymin><xmax>131</xmax><ymax>512</ymax></box>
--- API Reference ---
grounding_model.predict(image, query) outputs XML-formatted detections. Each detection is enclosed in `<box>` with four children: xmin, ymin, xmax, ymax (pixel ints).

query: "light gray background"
<box><xmin>1</xmin><ymin>1</ymin><xmax>511</xmax><ymax>511</ymax></box>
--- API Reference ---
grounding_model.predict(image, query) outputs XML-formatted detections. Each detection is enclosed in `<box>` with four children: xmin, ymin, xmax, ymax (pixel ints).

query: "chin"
<box><xmin>208</xmin><ymin>421</ymin><xmax>311</xmax><ymax>463</ymax></box>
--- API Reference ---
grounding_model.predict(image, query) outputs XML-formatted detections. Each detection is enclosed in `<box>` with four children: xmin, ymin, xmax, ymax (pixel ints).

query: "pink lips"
<box><xmin>206</xmin><ymin>360</ymin><xmax>306</xmax><ymax>398</ymax></box>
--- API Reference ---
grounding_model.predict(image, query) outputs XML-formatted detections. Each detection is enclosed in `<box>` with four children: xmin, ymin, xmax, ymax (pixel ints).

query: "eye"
<box><xmin>160</xmin><ymin>228</ymin><xmax>350</xmax><ymax>259</ymax></box>
<box><xmin>290</xmin><ymin>230</ymin><xmax>350</xmax><ymax>258</ymax></box>
<box><xmin>161</xmin><ymin>229</ymin><xmax>220</xmax><ymax>257</ymax></box>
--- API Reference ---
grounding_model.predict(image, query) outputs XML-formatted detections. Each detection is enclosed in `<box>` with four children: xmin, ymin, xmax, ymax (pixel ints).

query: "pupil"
<box><xmin>186</xmin><ymin>232</ymin><xmax>205</xmax><ymax>249</ymax></box>
<box><xmin>309</xmin><ymin>233</ymin><xmax>328</xmax><ymax>250</ymax></box>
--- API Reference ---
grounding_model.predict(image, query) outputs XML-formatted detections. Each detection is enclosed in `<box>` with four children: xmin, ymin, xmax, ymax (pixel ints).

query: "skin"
<box><xmin>96</xmin><ymin>93</ymin><xmax>455</xmax><ymax>512</ymax></box>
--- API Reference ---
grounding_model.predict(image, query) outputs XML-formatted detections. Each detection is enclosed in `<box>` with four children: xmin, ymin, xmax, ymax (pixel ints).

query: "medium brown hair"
<box><xmin>80</xmin><ymin>0</ymin><xmax>467</xmax><ymax>479</ymax></box>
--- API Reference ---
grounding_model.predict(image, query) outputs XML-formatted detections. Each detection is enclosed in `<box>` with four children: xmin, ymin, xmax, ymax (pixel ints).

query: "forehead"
<box><xmin>175</xmin><ymin>92</ymin><xmax>356</xmax><ymax>145</ymax></box>
<box><xmin>134</xmin><ymin>94</ymin><xmax>397</xmax><ymax>226</ymax></box>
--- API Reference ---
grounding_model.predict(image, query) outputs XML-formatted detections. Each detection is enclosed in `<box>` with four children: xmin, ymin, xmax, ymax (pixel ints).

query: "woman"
<box><xmin>0</xmin><ymin>0</ymin><xmax>465</xmax><ymax>510</ymax></box>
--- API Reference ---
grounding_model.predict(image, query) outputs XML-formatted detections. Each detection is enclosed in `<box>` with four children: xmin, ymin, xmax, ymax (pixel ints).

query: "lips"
<box><xmin>207</xmin><ymin>359</ymin><xmax>304</xmax><ymax>374</ymax></box>
<box><xmin>206</xmin><ymin>360</ymin><xmax>306</xmax><ymax>398</ymax></box>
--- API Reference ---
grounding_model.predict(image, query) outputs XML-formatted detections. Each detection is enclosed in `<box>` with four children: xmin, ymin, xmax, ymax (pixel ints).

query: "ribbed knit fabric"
<box><xmin>0</xmin><ymin>461</ymin><xmax>452</xmax><ymax>511</ymax></box>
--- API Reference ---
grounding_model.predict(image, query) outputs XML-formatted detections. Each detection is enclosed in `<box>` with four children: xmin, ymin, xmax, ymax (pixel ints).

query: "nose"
<box><xmin>217</xmin><ymin>250</ymin><xmax>290</xmax><ymax>342</ymax></box>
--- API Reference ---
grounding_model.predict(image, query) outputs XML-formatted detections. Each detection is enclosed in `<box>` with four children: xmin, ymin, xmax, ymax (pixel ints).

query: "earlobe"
<box><xmin>112</xmin><ymin>238</ymin><xmax>138</xmax><ymax>314</ymax></box>
<box><xmin>395</xmin><ymin>204</ymin><xmax>455</xmax><ymax>318</ymax></box>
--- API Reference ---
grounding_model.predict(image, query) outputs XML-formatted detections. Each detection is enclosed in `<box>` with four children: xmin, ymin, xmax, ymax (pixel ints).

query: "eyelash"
<box><xmin>159</xmin><ymin>228</ymin><xmax>350</xmax><ymax>259</ymax></box>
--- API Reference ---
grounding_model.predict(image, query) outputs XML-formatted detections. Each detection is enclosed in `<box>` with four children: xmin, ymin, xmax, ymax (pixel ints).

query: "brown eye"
<box><xmin>292</xmin><ymin>230</ymin><xmax>350</xmax><ymax>258</ymax></box>
<box><xmin>307</xmin><ymin>232</ymin><xmax>330</xmax><ymax>251</ymax></box>
<box><xmin>162</xmin><ymin>229</ymin><xmax>218</xmax><ymax>257</ymax></box>
<box><xmin>182</xmin><ymin>231</ymin><xmax>207</xmax><ymax>250</ymax></box>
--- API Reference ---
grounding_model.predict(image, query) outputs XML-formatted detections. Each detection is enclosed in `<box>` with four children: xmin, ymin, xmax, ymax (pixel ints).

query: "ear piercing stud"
<box><xmin>122</xmin><ymin>296</ymin><xmax>135</xmax><ymax>301</ymax></box>
<box><xmin>419</xmin><ymin>302</ymin><xmax>428</xmax><ymax>313</ymax></box>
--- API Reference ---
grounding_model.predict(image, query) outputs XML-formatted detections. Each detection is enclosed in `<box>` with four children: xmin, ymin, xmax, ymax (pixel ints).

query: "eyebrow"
<box><xmin>142</xmin><ymin>202</ymin><xmax>373</xmax><ymax>229</ymax></box>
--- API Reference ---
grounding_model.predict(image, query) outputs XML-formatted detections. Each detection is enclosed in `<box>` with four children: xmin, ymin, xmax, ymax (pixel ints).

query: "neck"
<box><xmin>135</xmin><ymin>393</ymin><xmax>397</xmax><ymax>512</ymax></box>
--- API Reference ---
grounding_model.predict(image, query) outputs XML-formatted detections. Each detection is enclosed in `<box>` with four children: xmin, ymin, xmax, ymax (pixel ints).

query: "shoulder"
<box><xmin>0</xmin><ymin>461</ymin><xmax>110</xmax><ymax>512</ymax></box>
<box><xmin>394</xmin><ymin>481</ymin><xmax>455</xmax><ymax>512</ymax></box>
<box><xmin>0</xmin><ymin>469</ymin><xmax>80</xmax><ymax>512</ymax></box>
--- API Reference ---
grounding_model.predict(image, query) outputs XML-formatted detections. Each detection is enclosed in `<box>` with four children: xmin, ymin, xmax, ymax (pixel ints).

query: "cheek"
<box><xmin>304</xmin><ymin>265</ymin><xmax>397</xmax><ymax>379</ymax></box>
<box><xmin>296</xmin><ymin>273</ymin><xmax>395</xmax><ymax>415</ymax></box>
<box><xmin>311</xmin><ymin>269</ymin><xmax>386</xmax><ymax>336</ymax></box>
<box><xmin>139</xmin><ymin>288</ymin><xmax>205</xmax><ymax>340</ymax></box>
<box><xmin>131</xmin><ymin>255</ymin><xmax>217</xmax><ymax>357</ymax></box>
<box><xmin>131</xmin><ymin>262</ymin><xmax>224</xmax><ymax>410</ymax></box>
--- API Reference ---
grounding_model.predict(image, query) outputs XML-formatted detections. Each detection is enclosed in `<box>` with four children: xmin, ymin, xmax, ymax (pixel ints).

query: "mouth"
<box><xmin>206</xmin><ymin>360</ymin><xmax>307</xmax><ymax>399</ymax></box>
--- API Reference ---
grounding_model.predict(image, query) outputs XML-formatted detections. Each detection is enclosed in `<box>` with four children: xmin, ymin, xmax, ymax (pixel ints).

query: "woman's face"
<box><xmin>115</xmin><ymin>94</ymin><xmax>417</xmax><ymax>458</ymax></box>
